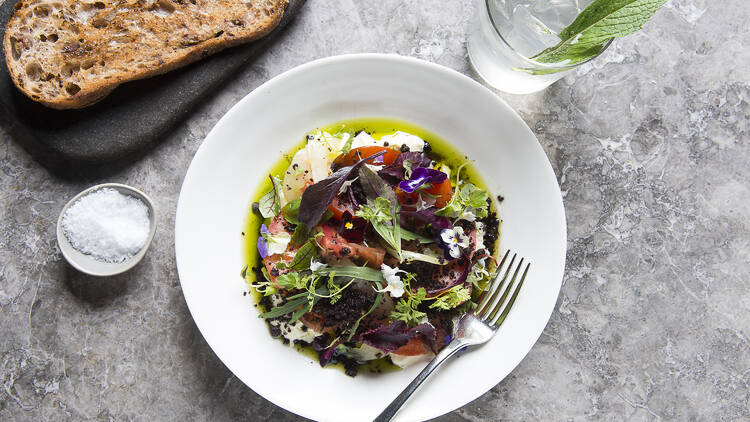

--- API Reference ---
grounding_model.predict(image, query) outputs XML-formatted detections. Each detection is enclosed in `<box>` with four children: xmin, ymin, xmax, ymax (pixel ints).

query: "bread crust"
<box><xmin>3</xmin><ymin>0</ymin><xmax>288</xmax><ymax>109</ymax></box>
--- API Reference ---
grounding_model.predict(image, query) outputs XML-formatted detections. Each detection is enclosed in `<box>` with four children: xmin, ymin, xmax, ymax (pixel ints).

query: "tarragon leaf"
<box><xmin>313</xmin><ymin>265</ymin><xmax>386</xmax><ymax>283</ymax></box>
<box><xmin>531</xmin><ymin>0</ymin><xmax>667</xmax><ymax>65</ymax></box>
<box><xmin>347</xmin><ymin>291</ymin><xmax>383</xmax><ymax>341</ymax></box>
<box><xmin>289</xmin><ymin>222</ymin><xmax>309</xmax><ymax>249</ymax></box>
<box><xmin>284</xmin><ymin>241</ymin><xmax>318</xmax><ymax>271</ymax></box>
<box><xmin>399</xmin><ymin>228</ymin><xmax>434</xmax><ymax>244</ymax></box>
<box><xmin>259</xmin><ymin>296</ymin><xmax>308</xmax><ymax>319</ymax></box>
<box><xmin>282</xmin><ymin>198</ymin><xmax>302</xmax><ymax>225</ymax></box>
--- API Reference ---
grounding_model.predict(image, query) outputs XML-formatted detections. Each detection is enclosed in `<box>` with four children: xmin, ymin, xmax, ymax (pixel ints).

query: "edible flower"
<box><xmin>398</xmin><ymin>167</ymin><xmax>447</xmax><ymax>193</ymax></box>
<box><xmin>379</xmin><ymin>264</ymin><xmax>405</xmax><ymax>298</ymax></box>
<box><xmin>257</xmin><ymin>224</ymin><xmax>291</xmax><ymax>259</ymax></box>
<box><xmin>257</xmin><ymin>224</ymin><xmax>270</xmax><ymax>258</ymax></box>
<box><xmin>309</xmin><ymin>259</ymin><xmax>328</xmax><ymax>272</ymax></box>
<box><xmin>439</xmin><ymin>226</ymin><xmax>469</xmax><ymax>259</ymax></box>
<box><xmin>338</xmin><ymin>211</ymin><xmax>367</xmax><ymax>243</ymax></box>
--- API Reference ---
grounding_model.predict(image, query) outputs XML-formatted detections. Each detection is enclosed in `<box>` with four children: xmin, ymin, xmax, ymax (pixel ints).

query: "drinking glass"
<box><xmin>468</xmin><ymin>0</ymin><xmax>612</xmax><ymax>94</ymax></box>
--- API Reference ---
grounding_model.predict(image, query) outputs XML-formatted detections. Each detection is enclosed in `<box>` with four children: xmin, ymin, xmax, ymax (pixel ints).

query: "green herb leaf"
<box><xmin>399</xmin><ymin>228</ymin><xmax>434</xmax><ymax>244</ymax></box>
<box><xmin>275</xmin><ymin>272</ymin><xmax>310</xmax><ymax>290</ymax></box>
<box><xmin>314</xmin><ymin>265</ymin><xmax>386</xmax><ymax>283</ymax></box>
<box><xmin>259</xmin><ymin>296</ymin><xmax>308</xmax><ymax>319</ymax></box>
<box><xmin>436</xmin><ymin>181</ymin><xmax>489</xmax><ymax>221</ymax></box>
<box><xmin>347</xmin><ymin>291</ymin><xmax>383</xmax><ymax>341</ymax></box>
<box><xmin>340</xmin><ymin>133</ymin><xmax>354</xmax><ymax>154</ymax></box>
<box><xmin>531</xmin><ymin>0</ymin><xmax>667</xmax><ymax>65</ymax></box>
<box><xmin>391</xmin><ymin>287</ymin><xmax>427</xmax><ymax>326</ymax></box>
<box><xmin>429</xmin><ymin>285</ymin><xmax>472</xmax><ymax>310</ymax></box>
<box><xmin>356</xmin><ymin>197</ymin><xmax>402</xmax><ymax>255</ymax></box>
<box><xmin>358</xmin><ymin>166</ymin><xmax>402</xmax><ymax>255</ymax></box>
<box><xmin>326</xmin><ymin>273</ymin><xmax>358</xmax><ymax>305</ymax></box>
<box><xmin>258</xmin><ymin>175</ymin><xmax>284</xmax><ymax>218</ymax></box>
<box><xmin>282</xmin><ymin>241</ymin><xmax>318</xmax><ymax>271</ymax></box>
<box><xmin>282</xmin><ymin>198</ymin><xmax>302</xmax><ymax>224</ymax></box>
<box><xmin>289</xmin><ymin>222</ymin><xmax>309</xmax><ymax>249</ymax></box>
<box><xmin>400</xmin><ymin>249</ymin><xmax>448</xmax><ymax>265</ymax></box>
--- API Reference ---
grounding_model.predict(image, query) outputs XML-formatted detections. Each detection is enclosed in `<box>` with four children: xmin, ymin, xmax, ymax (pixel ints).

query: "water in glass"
<box><xmin>468</xmin><ymin>0</ymin><xmax>594</xmax><ymax>94</ymax></box>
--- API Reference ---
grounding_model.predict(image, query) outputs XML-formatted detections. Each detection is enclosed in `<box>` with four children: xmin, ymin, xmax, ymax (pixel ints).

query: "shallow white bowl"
<box><xmin>57</xmin><ymin>183</ymin><xmax>157</xmax><ymax>277</ymax></box>
<box><xmin>175</xmin><ymin>54</ymin><xmax>566</xmax><ymax>422</ymax></box>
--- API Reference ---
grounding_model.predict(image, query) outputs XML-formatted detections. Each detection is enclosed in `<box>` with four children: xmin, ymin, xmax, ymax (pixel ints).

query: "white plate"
<box><xmin>175</xmin><ymin>54</ymin><xmax>566</xmax><ymax>422</ymax></box>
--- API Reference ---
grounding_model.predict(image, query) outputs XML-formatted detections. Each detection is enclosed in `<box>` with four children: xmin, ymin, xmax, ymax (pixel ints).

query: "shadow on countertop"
<box><xmin>0</xmin><ymin>0</ymin><xmax>306</xmax><ymax>181</ymax></box>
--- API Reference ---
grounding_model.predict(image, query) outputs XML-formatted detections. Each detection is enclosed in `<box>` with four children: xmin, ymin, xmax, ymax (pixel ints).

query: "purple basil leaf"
<box><xmin>398</xmin><ymin>167</ymin><xmax>448</xmax><ymax>193</ymax></box>
<box><xmin>298</xmin><ymin>151</ymin><xmax>386</xmax><ymax>229</ymax></box>
<box><xmin>312</xmin><ymin>333</ymin><xmax>331</xmax><ymax>351</ymax></box>
<box><xmin>346</xmin><ymin>185</ymin><xmax>359</xmax><ymax>208</ymax></box>
<box><xmin>427</xmin><ymin>260</ymin><xmax>471</xmax><ymax>295</ymax></box>
<box><xmin>360</xmin><ymin>321</ymin><xmax>437</xmax><ymax>354</ymax></box>
<box><xmin>257</xmin><ymin>224</ymin><xmax>270</xmax><ymax>259</ymax></box>
<box><xmin>312</xmin><ymin>333</ymin><xmax>341</xmax><ymax>366</ymax></box>
<box><xmin>400</xmin><ymin>208</ymin><xmax>452</xmax><ymax>230</ymax></box>
<box><xmin>358</xmin><ymin>165</ymin><xmax>398</xmax><ymax>205</ymax></box>
<box><xmin>378</xmin><ymin>152</ymin><xmax>432</xmax><ymax>180</ymax></box>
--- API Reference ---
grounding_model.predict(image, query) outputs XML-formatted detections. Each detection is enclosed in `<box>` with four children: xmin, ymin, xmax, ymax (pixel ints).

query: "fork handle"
<box><xmin>373</xmin><ymin>339</ymin><xmax>466</xmax><ymax>422</ymax></box>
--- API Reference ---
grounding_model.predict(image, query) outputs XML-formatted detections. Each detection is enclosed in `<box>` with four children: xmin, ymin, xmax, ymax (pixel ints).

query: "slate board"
<box><xmin>0</xmin><ymin>0</ymin><xmax>305</xmax><ymax>179</ymax></box>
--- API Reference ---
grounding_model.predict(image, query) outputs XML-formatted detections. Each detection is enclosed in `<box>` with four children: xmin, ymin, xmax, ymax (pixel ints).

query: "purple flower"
<box><xmin>398</xmin><ymin>167</ymin><xmax>447</xmax><ymax>193</ymax></box>
<box><xmin>438</xmin><ymin>226</ymin><xmax>469</xmax><ymax>259</ymax></box>
<box><xmin>338</xmin><ymin>211</ymin><xmax>367</xmax><ymax>243</ymax></box>
<box><xmin>378</xmin><ymin>152</ymin><xmax>433</xmax><ymax>181</ymax></box>
<box><xmin>257</xmin><ymin>224</ymin><xmax>270</xmax><ymax>259</ymax></box>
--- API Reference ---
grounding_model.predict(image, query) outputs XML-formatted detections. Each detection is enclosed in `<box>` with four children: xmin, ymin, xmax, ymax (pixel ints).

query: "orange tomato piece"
<box><xmin>333</xmin><ymin>146</ymin><xmax>400</xmax><ymax>167</ymax></box>
<box><xmin>262</xmin><ymin>252</ymin><xmax>295</xmax><ymax>287</ymax></box>
<box><xmin>397</xmin><ymin>179</ymin><xmax>453</xmax><ymax>210</ymax></box>
<box><xmin>393</xmin><ymin>335</ymin><xmax>430</xmax><ymax>356</ymax></box>
<box><xmin>327</xmin><ymin>195</ymin><xmax>356</xmax><ymax>221</ymax></box>
<box><xmin>317</xmin><ymin>225</ymin><xmax>385</xmax><ymax>269</ymax></box>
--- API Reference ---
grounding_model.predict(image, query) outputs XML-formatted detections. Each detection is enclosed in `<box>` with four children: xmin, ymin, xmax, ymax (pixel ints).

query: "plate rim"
<box><xmin>175</xmin><ymin>52</ymin><xmax>567</xmax><ymax>421</ymax></box>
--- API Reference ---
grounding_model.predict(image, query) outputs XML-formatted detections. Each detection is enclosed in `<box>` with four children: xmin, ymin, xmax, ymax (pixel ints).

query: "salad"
<box><xmin>242</xmin><ymin>119</ymin><xmax>501</xmax><ymax>376</ymax></box>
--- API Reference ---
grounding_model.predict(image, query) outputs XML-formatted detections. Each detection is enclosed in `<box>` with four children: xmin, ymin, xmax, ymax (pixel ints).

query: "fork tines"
<box><xmin>475</xmin><ymin>250</ymin><xmax>530</xmax><ymax>327</ymax></box>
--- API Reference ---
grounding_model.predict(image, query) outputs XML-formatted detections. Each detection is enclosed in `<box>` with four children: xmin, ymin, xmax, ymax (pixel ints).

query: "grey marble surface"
<box><xmin>1</xmin><ymin>0</ymin><xmax>748</xmax><ymax>420</ymax></box>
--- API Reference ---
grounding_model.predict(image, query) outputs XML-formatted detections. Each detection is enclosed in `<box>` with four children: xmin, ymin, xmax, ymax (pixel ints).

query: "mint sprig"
<box><xmin>531</xmin><ymin>0</ymin><xmax>667</xmax><ymax>65</ymax></box>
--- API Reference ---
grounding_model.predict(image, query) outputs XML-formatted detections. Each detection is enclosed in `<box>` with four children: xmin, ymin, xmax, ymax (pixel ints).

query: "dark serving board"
<box><xmin>0</xmin><ymin>0</ymin><xmax>305</xmax><ymax>179</ymax></box>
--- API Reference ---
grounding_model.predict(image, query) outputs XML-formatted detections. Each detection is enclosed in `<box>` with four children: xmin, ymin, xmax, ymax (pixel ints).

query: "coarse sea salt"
<box><xmin>61</xmin><ymin>188</ymin><xmax>150</xmax><ymax>263</ymax></box>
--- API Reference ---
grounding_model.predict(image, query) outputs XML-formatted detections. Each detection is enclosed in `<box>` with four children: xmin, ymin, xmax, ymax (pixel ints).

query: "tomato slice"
<box><xmin>327</xmin><ymin>195</ymin><xmax>356</xmax><ymax>221</ymax></box>
<box><xmin>396</xmin><ymin>179</ymin><xmax>453</xmax><ymax>209</ymax></box>
<box><xmin>317</xmin><ymin>225</ymin><xmax>385</xmax><ymax>268</ymax></box>
<box><xmin>393</xmin><ymin>336</ymin><xmax>430</xmax><ymax>356</ymax></box>
<box><xmin>262</xmin><ymin>252</ymin><xmax>295</xmax><ymax>287</ymax></box>
<box><xmin>333</xmin><ymin>146</ymin><xmax>400</xmax><ymax>167</ymax></box>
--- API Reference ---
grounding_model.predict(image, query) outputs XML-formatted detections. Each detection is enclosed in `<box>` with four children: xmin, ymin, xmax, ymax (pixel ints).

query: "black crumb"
<box><xmin>497</xmin><ymin>195</ymin><xmax>504</xmax><ymax>203</ymax></box>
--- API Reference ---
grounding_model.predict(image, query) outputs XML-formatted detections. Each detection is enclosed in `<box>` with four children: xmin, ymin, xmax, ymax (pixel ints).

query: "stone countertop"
<box><xmin>1</xmin><ymin>0</ymin><xmax>748</xmax><ymax>420</ymax></box>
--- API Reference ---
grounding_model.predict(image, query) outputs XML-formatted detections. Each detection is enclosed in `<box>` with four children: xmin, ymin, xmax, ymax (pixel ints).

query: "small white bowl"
<box><xmin>57</xmin><ymin>183</ymin><xmax>157</xmax><ymax>276</ymax></box>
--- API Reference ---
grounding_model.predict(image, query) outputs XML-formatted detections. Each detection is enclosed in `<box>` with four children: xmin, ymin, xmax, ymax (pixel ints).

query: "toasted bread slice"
<box><xmin>3</xmin><ymin>0</ymin><xmax>288</xmax><ymax>109</ymax></box>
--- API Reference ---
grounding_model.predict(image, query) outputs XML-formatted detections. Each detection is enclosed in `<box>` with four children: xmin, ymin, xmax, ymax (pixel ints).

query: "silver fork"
<box><xmin>373</xmin><ymin>250</ymin><xmax>530</xmax><ymax>422</ymax></box>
